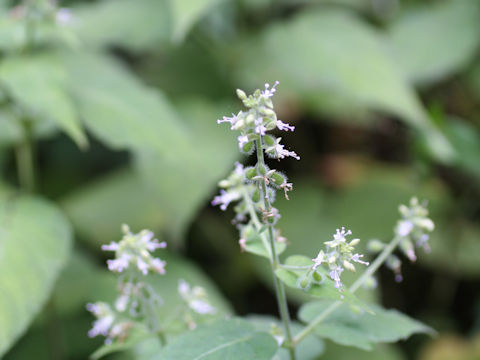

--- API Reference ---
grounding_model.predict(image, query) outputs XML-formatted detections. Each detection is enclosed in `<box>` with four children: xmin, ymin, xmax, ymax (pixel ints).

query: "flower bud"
<box><xmin>263</xmin><ymin>135</ymin><xmax>276</xmax><ymax>146</ymax></box>
<box><xmin>242</xmin><ymin>141</ymin><xmax>254</xmax><ymax>153</ymax></box>
<box><xmin>251</xmin><ymin>188</ymin><xmax>260</xmax><ymax>203</ymax></box>
<box><xmin>245</xmin><ymin>167</ymin><xmax>257</xmax><ymax>180</ymax></box>
<box><xmin>236</xmin><ymin>89</ymin><xmax>247</xmax><ymax>100</ymax></box>
<box><xmin>367</xmin><ymin>239</ymin><xmax>385</xmax><ymax>253</ymax></box>
<box><xmin>271</xmin><ymin>172</ymin><xmax>286</xmax><ymax>186</ymax></box>
<box><xmin>297</xmin><ymin>275</ymin><xmax>311</xmax><ymax>290</ymax></box>
<box><xmin>257</xmin><ymin>163</ymin><xmax>268</xmax><ymax>175</ymax></box>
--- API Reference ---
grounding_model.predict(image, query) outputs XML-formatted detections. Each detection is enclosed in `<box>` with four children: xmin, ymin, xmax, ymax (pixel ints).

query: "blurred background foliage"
<box><xmin>0</xmin><ymin>0</ymin><xmax>479</xmax><ymax>359</ymax></box>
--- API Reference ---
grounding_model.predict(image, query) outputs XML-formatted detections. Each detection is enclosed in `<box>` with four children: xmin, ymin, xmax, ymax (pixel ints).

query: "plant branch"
<box><xmin>255</xmin><ymin>137</ymin><xmax>296</xmax><ymax>360</ymax></box>
<box><xmin>15</xmin><ymin>120</ymin><xmax>36</xmax><ymax>192</ymax></box>
<box><xmin>292</xmin><ymin>235</ymin><xmax>403</xmax><ymax>346</ymax></box>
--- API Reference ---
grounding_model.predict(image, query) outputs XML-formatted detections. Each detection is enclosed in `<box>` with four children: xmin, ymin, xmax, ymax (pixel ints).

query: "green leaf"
<box><xmin>299</xmin><ymin>300</ymin><xmax>434</xmax><ymax>350</ymax></box>
<box><xmin>153</xmin><ymin>318</ymin><xmax>278</xmax><ymax>360</ymax></box>
<box><xmin>387</xmin><ymin>1</ymin><xmax>480</xmax><ymax>85</ymax></box>
<box><xmin>170</xmin><ymin>0</ymin><xmax>224</xmax><ymax>43</ymax></box>
<box><xmin>0</xmin><ymin>194</ymin><xmax>73</xmax><ymax>356</ymax></box>
<box><xmin>61</xmin><ymin>51</ymin><xmax>189</xmax><ymax>156</ymax></box>
<box><xmin>321</xmin><ymin>342</ymin><xmax>405</xmax><ymax>360</ymax></box>
<box><xmin>275</xmin><ymin>255</ymin><xmax>370</xmax><ymax>311</ymax></box>
<box><xmin>0</xmin><ymin>55</ymin><xmax>87</xmax><ymax>148</ymax></box>
<box><xmin>242</xmin><ymin>233</ymin><xmax>287</xmax><ymax>259</ymax></box>
<box><xmin>247</xmin><ymin>315</ymin><xmax>324</xmax><ymax>360</ymax></box>
<box><xmin>60</xmin><ymin>168</ymin><xmax>168</xmax><ymax>248</ymax></box>
<box><xmin>133</xmin><ymin>99</ymin><xmax>239</xmax><ymax>240</ymax></box>
<box><xmin>235</xmin><ymin>9</ymin><xmax>453</xmax><ymax>161</ymax></box>
<box><xmin>72</xmin><ymin>0</ymin><xmax>171</xmax><ymax>51</ymax></box>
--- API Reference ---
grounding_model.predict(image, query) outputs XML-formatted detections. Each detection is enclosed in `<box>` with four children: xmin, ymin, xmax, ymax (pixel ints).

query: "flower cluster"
<box><xmin>217</xmin><ymin>81</ymin><xmax>299</xmax><ymax>162</ymax></box>
<box><xmin>212</xmin><ymin>82</ymin><xmax>298</xmax><ymax>254</ymax></box>
<box><xmin>86</xmin><ymin>302</ymin><xmax>133</xmax><ymax>345</ymax></box>
<box><xmin>102</xmin><ymin>224</ymin><xmax>167</xmax><ymax>275</ymax></box>
<box><xmin>178</xmin><ymin>279</ymin><xmax>217</xmax><ymax>316</ymax></box>
<box><xmin>368</xmin><ymin>197</ymin><xmax>435</xmax><ymax>282</ymax></box>
<box><xmin>310</xmin><ymin>227</ymin><xmax>369</xmax><ymax>297</ymax></box>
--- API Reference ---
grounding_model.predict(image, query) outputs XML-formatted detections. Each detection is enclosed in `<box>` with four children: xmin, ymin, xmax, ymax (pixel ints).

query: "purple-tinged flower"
<box><xmin>151</xmin><ymin>258</ymin><xmax>166</xmax><ymax>274</ymax></box>
<box><xmin>261</xmin><ymin>81</ymin><xmax>280</xmax><ymax>98</ymax></box>
<box><xmin>238</xmin><ymin>135</ymin><xmax>249</xmax><ymax>149</ymax></box>
<box><xmin>211</xmin><ymin>189</ymin><xmax>241</xmax><ymax>211</ymax></box>
<box><xmin>102</xmin><ymin>242</ymin><xmax>119</xmax><ymax>251</ymax></box>
<box><xmin>56</xmin><ymin>8</ymin><xmax>73</xmax><ymax>25</ymax></box>
<box><xmin>276</xmin><ymin>120</ymin><xmax>295</xmax><ymax>132</ymax></box>
<box><xmin>107</xmin><ymin>253</ymin><xmax>131</xmax><ymax>272</ymax></box>
<box><xmin>396</xmin><ymin>220</ymin><xmax>413</xmax><ymax>237</ymax></box>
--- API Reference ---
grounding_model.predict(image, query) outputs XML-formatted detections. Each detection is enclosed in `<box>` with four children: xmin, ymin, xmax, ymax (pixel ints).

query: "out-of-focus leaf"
<box><xmin>322</xmin><ymin>342</ymin><xmax>405</xmax><ymax>360</ymax></box>
<box><xmin>235</xmin><ymin>10</ymin><xmax>453</xmax><ymax>161</ymax></box>
<box><xmin>72</xmin><ymin>0</ymin><xmax>171</xmax><ymax>51</ymax></box>
<box><xmin>469</xmin><ymin>61</ymin><xmax>480</xmax><ymax>101</ymax></box>
<box><xmin>60</xmin><ymin>168</ymin><xmax>167</xmax><ymax>247</ymax></box>
<box><xmin>62</xmin><ymin>51</ymin><xmax>189</xmax><ymax>157</ymax></box>
<box><xmin>387</xmin><ymin>1</ymin><xmax>480</xmax><ymax>85</ymax></box>
<box><xmin>443</xmin><ymin>117</ymin><xmax>480</xmax><ymax>179</ymax></box>
<box><xmin>152</xmin><ymin>318</ymin><xmax>278</xmax><ymax>360</ymax></box>
<box><xmin>170</xmin><ymin>0</ymin><xmax>224</xmax><ymax>43</ymax></box>
<box><xmin>275</xmin><ymin>255</ymin><xmax>370</xmax><ymax>311</ymax></box>
<box><xmin>0</xmin><ymin>193</ymin><xmax>72</xmax><ymax>357</ymax></box>
<box><xmin>0</xmin><ymin>55</ymin><xmax>87</xmax><ymax>148</ymax></box>
<box><xmin>134</xmin><ymin>99</ymin><xmax>238</xmax><ymax>240</ymax></box>
<box><xmin>0</xmin><ymin>108</ymin><xmax>57</xmax><ymax>147</ymax></box>
<box><xmin>247</xmin><ymin>315</ymin><xmax>325</xmax><ymax>360</ymax></box>
<box><xmin>299</xmin><ymin>300</ymin><xmax>433</xmax><ymax>350</ymax></box>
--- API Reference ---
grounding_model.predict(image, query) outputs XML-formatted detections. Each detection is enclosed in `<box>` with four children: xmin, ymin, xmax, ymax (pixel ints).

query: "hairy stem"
<box><xmin>255</xmin><ymin>137</ymin><xmax>296</xmax><ymax>360</ymax></box>
<box><xmin>15</xmin><ymin>120</ymin><xmax>35</xmax><ymax>192</ymax></box>
<box><xmin>292</xmin><ymin>235</ymin><xmax>403</xmax><ymax>346</ymax></box>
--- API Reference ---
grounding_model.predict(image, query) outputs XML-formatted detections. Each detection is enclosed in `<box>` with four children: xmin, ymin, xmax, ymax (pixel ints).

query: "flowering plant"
<box><xmin>84</xmin><ymin>82</ymin><xmax>436</xmax><ymax>359</ymax></box>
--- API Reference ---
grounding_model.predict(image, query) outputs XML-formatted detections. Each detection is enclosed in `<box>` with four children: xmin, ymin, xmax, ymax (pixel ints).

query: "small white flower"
<box><xmin>276</xmin><ymin>120</ymin><xmax>295</xmax><ymax>132</ymax></box>
<box><xmin>107</xmin><ymin>253</ymin><xmax>131</xmax><ymax>273</ymax></box>
<box><xmin>238</xmin><ymin>135</ymin><xmax>249</xmax><ymax>149</ymax></box>
<box><xmin>312</xmin><ymin>250</ymin><xmax>325</xmax><ymax>270</ymax></box>
<box><xmin>189</xmin><ymin>300</ymin><xmax>217</xmax><ymax>315</ymax></box>
<box><xmin>101</xmin><ymin>242</ymin><xmax>119</xmax><ymax>251</ymax></box>
<box><xmin>211</xmin><ymin>189</ymin><xmax>241</xmax><ymax>211</ymax></box>
<box><xmin>272</xmin><ymin>138</ymin><xmax>300</xmax><ymax>160</ymax></box>
<box><xmin>151</xmin><ymin>258</ymin><xmax>166</xmax><ymax>274</ymax></box>
<box><xmin>396</xmin><ymin>220</ymin><xmax>414</xmax><ymax>237</ymax></box>
<box><xmin>261</xmin><ymin>81</ymin><xmax>279</xmax><ymax>98</ymax></box>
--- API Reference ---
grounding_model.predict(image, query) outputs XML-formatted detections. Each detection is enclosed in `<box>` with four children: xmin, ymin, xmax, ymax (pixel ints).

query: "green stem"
<box><xmin>15</xmin><ymin>120</ymin><xmax>36</xmax><ymax>192</ymax></box>
<box><xmin>255</xmin><ymin>138</ymin><xmax>296</xmax><ymax>360</ymax></box>
<box><xmin>292</xmin><ymin>235</ymin><xmax>403</xmax><ymax>346</ymax></box>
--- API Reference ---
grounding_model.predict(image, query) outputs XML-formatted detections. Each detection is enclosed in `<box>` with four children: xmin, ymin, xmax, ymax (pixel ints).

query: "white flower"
<box><xmin>312</xmin><ymin>250</ymin><xmax>325</xmax><ymax>270</ymax></box>
<box><xmin>101</xmin><ymin>242</ymin><xmax>119</xmax><ymax>251</ymax></box>
<box><xmin>261</xmin><ymin>81</ymin><xmax>279</xmax><ymax>99</ymax></box>
<box><xmin>238</xmin><ymin>135</ymin><xmax>249</xmax><ymax>149</ymax></box>
<box><xmin>276</xmin><ymin>120</ymin><xmax>295</xmax><ymax>132</ymax></box>
<box><xmin>107</xmin><ymin>253</ymin><xmax>131</xmax><ymax>272</ymax></box>
<box><xmin>189</xmin><ymin>300</ymin><xmax>217</xmax><ymax>315</ymax></box>
<box><xmin>396</xmin><ymin>220</ymin><xmax>414</xmax><ymax>237</ymax></box>
<box><xmin>151</xmin><ymin>258</ymin><xmax>166</xmax><ymax>274</ymax></box>
<box><xmin>272</xmin><ymin>138</ymin><xmax>300</xmax><ymax>160</ymax></box>
<box><xmin>211</xmin><ymin>189</ymin><xmax>241</xmax><ymax>211</ymax></box>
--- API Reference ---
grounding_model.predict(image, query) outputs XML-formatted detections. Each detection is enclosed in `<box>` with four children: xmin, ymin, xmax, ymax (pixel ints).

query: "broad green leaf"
<box><xmin>275</xmin><ymin>255</ymin><xmax>370</xmax><ymax>311</ymax></box>
<box><xmin>134</xmin><ymin>99</ymin><xmax>239</xmax><ymax>240</ymax></box>
<box><xmin>387</xmin><ymin>1</ymin><xmax>480</xmax><ymax>85</ymax></box>
<box><xmin>61</xmin><ymin>51</ymin><xmax>189</xmax><ymax>157</ymax></box>
<box><xmin>0</xmin><ymin>194</ymin><xmax>73</xmax><ymax>356</ymax></box>
<box><xmin>299</xmin><ymin>300</ymin><xmax>433</xmax><ymax>350</ymax></box>
<box><xmin>169</xmin><ymin>0</ymin><xmax>223</xmax><ymax>43</ymax></box>
<box><xmin>153</xmin><ymin>318</ymin><xmax>278</xmax><ymax>360</ymax></box>
<box><xmin>247</xmin><ymin>315</ymin><xmax>325</xmax><ymax>360</ymax></box>
<box><xmin>0</xmin><ymin>55</ymin><xmax>87</xmax><ymax>148</ymax></box>
<box><xmin>72</xmin><ymin>0</ymin><xmax>171</xmax><ymax>51</ymax></box>
<box><xmin>60</xmin><ymin>168</ymin><xmax>168</xmax><ymax>248</ymax></box>
<box><xmin>235</xmin><ymin>10</ymin><xmax>453</xmax><ymax>161</ymax></box>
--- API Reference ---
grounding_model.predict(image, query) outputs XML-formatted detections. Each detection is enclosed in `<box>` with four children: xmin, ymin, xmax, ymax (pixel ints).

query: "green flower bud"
<box><xmin>297</xmin><ymin>275</ymin><xmax>311</xmax><ymax>290</ymax></box>
<box><xmin>312</xmin><ymin>270</ymin><xmax>323</xmax><ymax>283</ymax></box>
<box><xmin>245</xmin><ymin>167</ymin><xmax>257</xmax><ymax>180</ymax></box>
<box><xmin>251</xmin><ymin>188</ymin><xmax>260</xmax><ymax>203</ymax></box>
<box><xmin>264</xmin><ymin>135</ymin><xmax>275</xmax><ymax>146</ymax></box>
<box><xmin>236</xmin><ymin>89</ymin><xmax>247</xmax><ymax>100</ymax></box>
<box><xmin>257</xmin><ymin>163</ymin><xmax>268</xmax><ymax>175</ymax></box>
<box><xmin>242</xmin><ymin>141</ymin><xmax>254</xmax><ymax>153</ymax></box>
<box><xmin>271</xmin><ymin>172</ymin><xmax>286</xmax><ymax>186</ymax></box>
